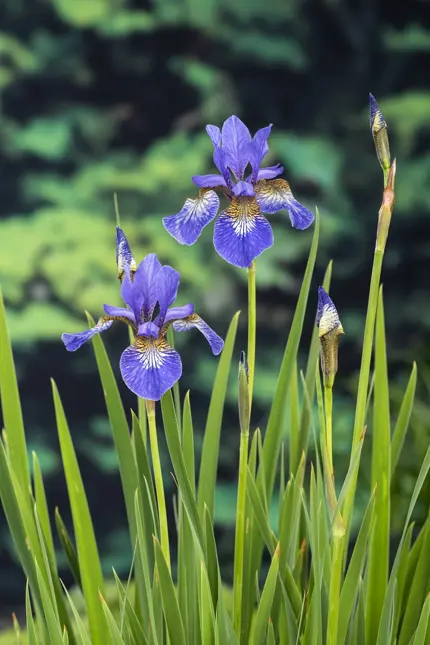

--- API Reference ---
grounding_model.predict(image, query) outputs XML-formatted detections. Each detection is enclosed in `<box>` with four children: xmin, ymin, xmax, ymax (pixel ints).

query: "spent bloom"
<box><xmin>316</xmin><ymin>287</ymin><xmax>344</xmax><ymax>387</ymax></box>
<box><xmin>62</xmin><ymin>227</ymin><xmax>224</xmax><ymax>401</ymax></box>
<box><xmin>163</xmin><ymin>115</ymin><xmax>314</xmax><ymax>269</ymax></box>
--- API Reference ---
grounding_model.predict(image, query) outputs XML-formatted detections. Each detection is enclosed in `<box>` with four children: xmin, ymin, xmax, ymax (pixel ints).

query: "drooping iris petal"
<box><xmin>213</xmin><ymin>197</ymin><xmax>274</xmax><ymax>268</ymax></box>
<box><xmin>173</xmin><ymin>313</ymin><xmax>224</xmax><ymax>355</ymax></box>
<box><xmin>116</xmin><ymin>227</ymin><xmax>136</xmax><ymax>280</ymax></box>
<box><xmin>256</xmin><ymin>164</ymin><xmax>284</xmax><ymax>181</ymax></box>
<box><xmin>133</xmin><ymin>253</ymin><xmax>162</xmax><ymax>321</ymax></box>
<box><xmin>155</xmin><ymin>265</ymin><xmax>180</xmax><ymax>326</ymax></box>
<box><xmin>255</xmin><ymin>178</ymin><xmax>314</xmax><ymax>229</ymax></box>
<box><xmin>192</xmin><ymin>173</ymin><xmax>227</xmax><ymax>189</ymax></box>
<box><xmin>120</xmin><ymin>337</ymin><xmax>182</xmax><ymax>401</ymax></box>
<box><xmin>162</xmin><ymin>303</ymin><xmax>195</xmax><ymax>326</ymax></box>
<box><xmin>138</xmin><ymin>321</ymin><xmax>159</xmax><ymax>338</ymax></box>
<box><xmin>232</xmin><ymin>181</ymin><xmax>255</xmax><ymax>197</ymax></box>
<box><xmin>120</xmin><ymin>268</ymin><xmax>144</xmax><ymax>322</ymax></box>
<box><xmin>248</xmin><ymin>124</ymin><xmax>272</xmax><ymax>182</ymax></box>
<box><xmin>163</xmin><ymin>190</ymin><xmax>219</xmax><ymax>245</ymax></box>
<box><xmin>62</xmin><ymin>318</ymin><xmax>113</xmax><ymax>352</ymax></box>
<box><xmin>221</xmin><ymin>115</ymin><xmax>251</xmax><ymax>179</ymax></box>
<box><xmin>103</xmin><ymin>304</ymin><xmax>135</xmax><ymax>324</ymax></box>
<box><xmin>316</xmin><ymin>287</ymin><xmax>343</xmax><ymax>336</ymax></box>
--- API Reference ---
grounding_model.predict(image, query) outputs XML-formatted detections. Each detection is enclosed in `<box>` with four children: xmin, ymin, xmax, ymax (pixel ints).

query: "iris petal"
<box><xmin>248</xmin><ymin>124</ymin><xmax>272</xmax><ymax>182</ymax></box>
<box><xmin>133</xmin><ymin>254</ymin><xmax>162</xmax><ymax>321</ymax></box>
<box><xmin>213</xmin><ymin>197</ymin><xmax>274</xmax><ymax>268</ymax></box>
<box><xmin>232</xmin><ymin>181</ymin><xmax>255</xmax><ymax>197</ymax></box>
<box><xmin>256</xmin><ymin>164</ymin><xmax>284</xmax><ymax>181</ymax></box>
<box><xmin>155</xmin><ymin>265</ymin><xmax>180</xmax><ymax>326</ymax></box>
<box><xmin>206</xmin><ymin>124</ymin><xmax>221</xmax><ymax>147</ymax></box>
<box><xmin>221</xmin><ymin>115</ymin><xmax>251</xmax><ymax>179</ymax></box>
<box><xmin>103</xmin><ymin>304</ymin><xmax>135</xmax><ymax>324</ymax></box>
<box><xmin>62</xmin><ymin>318</ymin><xmax>113</xmax><ymax>352</ymax></box>
<box><xmin>162</xmin><ymin>303</ymin><xmax>195</xmax><ymax>325</ymax></box>
<box><xmin>192</xmin><ymin>174</ymin><xmax>227</xmax><ymax>189</ymax></box>
<box><xmin>120</xmin><ymin>336</ymin><xmax>182</xmax><ymax>401</ymax></box>
<box><xmin>163</xmin><ymin>190</ymin><xmax>219</xmax><ymax>245</ymax></box>
<box><xmin>120</xmin><ymin>268</ymin><xmax>144</xmax><ymax>322</ymax></box>
<box><xmin>255</xmin><ymin>178</ymin><xmax>314</xmax><ymax>229</ymax></box>
<box><xmin>173</xmin><ymin>313</ymin><xmax>224</xmax><ymax>355</ymax></box>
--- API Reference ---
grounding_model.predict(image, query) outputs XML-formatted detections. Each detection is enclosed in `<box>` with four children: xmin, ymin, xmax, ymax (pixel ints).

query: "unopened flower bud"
<box><xmin>369</xmin><ymin>93</ymin><xmax>391</xmax><ymax>177</ymax></box>
<box><xmin>316</xmin><ymin>287</ymin><xmax>344</xmax><ymax>388</ymax></box>
<box><xmin>116</xmin><ymin>226</ymin><xmax>136</xmax><ymax>281</ymax></box>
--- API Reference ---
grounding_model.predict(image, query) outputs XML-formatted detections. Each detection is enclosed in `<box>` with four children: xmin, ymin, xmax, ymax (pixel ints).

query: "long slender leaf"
<box><xmin>52</xmin><ymin>380</ymin><xmax>107</xmax><ymax>645</ymax></box>
<box><xmin>391</xmin><ymin>362</ymin><xmax>417</xmax><ymax>480</ymax></box>
<box><xmin>251</xmin><ymin>545</ymin><xmax>280</xmax><ymax>645</ymax></box>
<box><xmin>198</xmin><ymin>311</ymin><xmax>240</xmax><ymax>520</ymax></box>
<box><xmin>0</xmin><ymin>288</ymin><xmax>30</xmax><ymax>493</ymax></box>
<box><xmin>366</xmin><ymin>287</ymin><xmax>391</xmax><ymax>645</ymax></box>
<box><xmin>154</xmin><ymin>538</ymin><xmax>187</xmax><ymax>645</ymax></box>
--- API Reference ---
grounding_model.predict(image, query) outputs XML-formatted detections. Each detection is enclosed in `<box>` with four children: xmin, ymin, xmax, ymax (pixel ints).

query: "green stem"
<box><xmin>167</xmin><ymin>326</ymin><xmax>182</xmax><ymax>433</ymax></box>
<box><xmin>247</xmin><ymin>261</ymin><xmax>256</xmax><ymax>411</ymax></box>
<box><xmin>324</xmin><ymin>385</ymin><xmax>334</xmax><ymax>477</ymax></box>
<box><xmin>145</xmin><ymin>399</ymin><xmax>171</xmax><ymax>571</ymax></box>
<box><xmin>342</xmin><ymin>249</ymin><xmax>384</xmax><ymax>532</ymax></box>
<box><xmin>233</xmin><ymin>428</ymin><xmax>249</xmax><ymax>638</ymax></box>
<box><xmin>327</xmin><ymin>534</ymin><xmax>344</xmax><ymax>645</ymax></box>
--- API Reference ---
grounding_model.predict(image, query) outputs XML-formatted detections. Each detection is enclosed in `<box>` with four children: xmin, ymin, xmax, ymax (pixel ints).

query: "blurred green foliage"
<box><xmin>1</xmin><ymin>0</ymin><xmax>430</xmax><ymax>619</ymax></box>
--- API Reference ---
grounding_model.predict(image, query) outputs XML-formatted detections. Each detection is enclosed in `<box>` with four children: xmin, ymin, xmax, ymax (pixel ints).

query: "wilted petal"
<box><xmin>256</xmin><ymin>164</ymin><xmax>284</xmax><ymax>181</ymax></box>
<box><xmin>192</xmin><ymin>173</ymin><xmax>227</xmax><ymax>189</ymax></box>
<box><xmin>133</xmin><ymin>254</ymin><xmax>162</xmax><ymax>321</ymax></box>
<box><xmin>232</xmin><ymin>181</ymin><xmax>255</xmax><ymax>197</ymax></box>
<box><xmin>173</xmin><ymin>313</ymin><xmax>224</xmax><ymax>355</ymax></box>
<box><xmin>316</xmin><ymin>287</ymin><xmax>343</xmax><ymax>336</ymax></box>
<box><xmin>213</xmin><ymin>197</ymin><xmax>274</xmax><ymax>268</ymax></box>
<box><xmin>120</xmin><ymin>337</ymin><xmax>182</xmax><ymax>401</ymax></box>
<box><xmin>155</xmin><ymin>265</ymin><xmax>180</xmax><ymax>326</ymax></box>
<box><xmin>206</xmin><ymin>124</ymin><xmax>221</xmax><ymax>147</ymax></box>
<box><xmin>221</xmin><ymin>115</ymin><xmax>251</xmax><ymax>179</ymax></box>
<box><xmin>163</xmin><ymin>190</ymin><xmax>219</xmax><ymax>245</ymax></box>
<box><xmin>62</xmin><ymin>317</ymin><xmax>113</xmax><ymax>352</ymax></box>
<box><xmin>116</xmin><ymin>227</ymin><xmax>136</xmax><ymax>280</ymax></box>
<box><xmin>255</xmin><ymin>178</ymin><xmax>314</xmax><ymax>229</ymax></box>
<box><xmin>163</xmin><ymin>303</ymin><xmax>195</xmax><ymax>325</ymax></box>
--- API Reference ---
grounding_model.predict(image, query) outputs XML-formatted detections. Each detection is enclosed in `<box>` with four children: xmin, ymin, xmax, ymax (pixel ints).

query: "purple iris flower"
<box><xmin>163</xmin><ymin>115</ymin><xmax>314</xmax><ymax>269</ymax></box>
<box><xmin>62</xmin><ymin>227</ymin><xmax>224</xmax><ymax>401</ymax></box>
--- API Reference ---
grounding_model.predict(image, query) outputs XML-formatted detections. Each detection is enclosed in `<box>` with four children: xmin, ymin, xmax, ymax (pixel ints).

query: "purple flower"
<box><xmin>163</xmin><ymin>115</ymin><xmax>314</xmax><ymax>269</ymax></box>
<box><xmin>62</xmin><ymin>227</ymin><xmax>224</xmax><ymax>401</ymax></box>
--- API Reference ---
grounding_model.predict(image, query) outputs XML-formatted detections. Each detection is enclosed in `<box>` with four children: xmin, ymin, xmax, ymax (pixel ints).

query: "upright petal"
<box><xmin>155</xmin><ymin>265</ymin><xmax>180</xmax><ymax>326</ymax></box>
<box><xmin>138</xmin><ymin>321</ymin><xmax>159</xmax><ymax>338</ymax></box>
<box><xmin>120</xmin><ymin>267</ymin><xmax>144</xmax><ymax>322</ymax></box>
<box><xmin>192</xmin><ymin>173</ymin><xmax>227</xmax><ymax>189</ymax></box>
<box><xmin>206</xmin><ymin>124</ymin><xmax>221</xmax><ymax>147</ymax></box>
<box><xmin>120</xmin><ymin>336</ymin><xmax>182</xmax><ymax>401</ymax></box>
<box><xmin>213</xmin><ymin>146</ymin><xmax>232</xmax><ymax>187</ymax></box>
<box><xmin>213</xmin><ymin>197</ymin><xmax>274</xmax><ymax>268</ymax></box>
<box><xmin>133</xmin><ymin>253</ymin><xmax>162</xmax><ymax>321</ymax></box>
<box><xmin>248</xmin><ymin>124</ymin><xmax>272</xmax><ymax>182</ymax></box>
<box><xmin>221</xmin><ymin>116</ymin><xmax>251</xmax><ymax>179</ymax></box>
<box><xmin>116</xmin><ymin>227</ymin><xmax>136</xmax><ymax>280</ymax></box>
<box><xmin>62</xmin><ymin>317</ymin><xmax>113</xmax><ymax>352</ymax></box>
<box><xmin>163</xmin><ymin>190</ymin><xmax>219</xmax><ymax>245</ymax></box>
<box><xmin>173</xmin><ymin>313</ymin><xmax>224</xmax><ymax>355</ymax></box>
<box><xmin>316</xmin><ymin>287</ymin><xmax>343</xmax><ymax>336</ymax></box>
<box><xmin>255</xmin><ymin>178</ymin><xmax>314</xmax><ymax>229</ymax></box>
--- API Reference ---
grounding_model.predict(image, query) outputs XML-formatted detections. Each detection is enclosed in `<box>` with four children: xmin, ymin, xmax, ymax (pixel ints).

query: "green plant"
<box><xmin>0</xmin><ymin>97</ymin><xmax>429</xmax><ymax>645</ymax></box>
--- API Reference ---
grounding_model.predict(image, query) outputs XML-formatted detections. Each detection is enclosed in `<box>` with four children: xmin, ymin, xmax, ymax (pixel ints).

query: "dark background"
<box><xmin>1</xmin><ymin>0</ymin><xmax>430</xmax><ymax>625</ymax></box>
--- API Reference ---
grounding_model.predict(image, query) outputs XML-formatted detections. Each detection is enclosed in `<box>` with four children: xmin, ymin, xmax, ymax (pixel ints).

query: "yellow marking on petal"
<box><xmin>134</xmin><ymin>336</ymin><xmax>171</xmax><ymax>369</ymax></box>
<box><xmin>226</xmin><ymin>197</ymin><xmax>260</xmax><ymax>237</ymax></box>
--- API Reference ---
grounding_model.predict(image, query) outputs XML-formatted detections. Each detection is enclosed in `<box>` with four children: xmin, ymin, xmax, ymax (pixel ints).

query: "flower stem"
<box><xmin>145</xmin><ymin>399</ymin><xmax>170</xmax><ymax>571</ymax></box>
<box><xmin>327</xmin><ymin>533</ymin><xmax>344</xmax><ymax>645</ymax></box>
<box><xmin>324</xmin><ymin>385</ymin><xmax>334</xmax><ymax>477</ymax></box>
<box><xmin>247</xmin><ymin>261</ymin><xmax>256</xmax><ymax>410</ymax></box>
<box><xmin>233</xmin><ymin>426</ymin><xmax>249</xmax><ymax>639</ymax></box>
